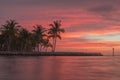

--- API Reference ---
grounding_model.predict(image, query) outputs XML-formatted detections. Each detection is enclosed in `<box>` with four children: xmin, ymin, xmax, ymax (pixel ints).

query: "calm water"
<box><xmin>0</xmin><ymin>56</ymin><xmax>120</xmax><ymax>80</ymax></box>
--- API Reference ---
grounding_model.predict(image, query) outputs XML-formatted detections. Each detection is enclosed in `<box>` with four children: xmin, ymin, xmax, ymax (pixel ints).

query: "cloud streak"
<box><xmin>0</xmin><ymin>0</ymin><xmax>120</xmax><ymax>53</ymax></box>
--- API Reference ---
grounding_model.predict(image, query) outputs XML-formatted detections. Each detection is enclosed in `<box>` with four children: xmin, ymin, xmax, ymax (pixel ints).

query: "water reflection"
<box><xmin>0</xmin><ymin>56</ymin><xmax>120</xmax><ymax>80</ymax></box>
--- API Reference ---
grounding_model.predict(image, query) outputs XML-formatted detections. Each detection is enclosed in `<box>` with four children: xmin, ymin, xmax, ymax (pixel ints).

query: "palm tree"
<box><xmin>0</xmin><ymin>34</ymin><xmax>6</xmax><ymax>51</ymax></box>
<box><xmin>1</xmin><ymin>20</ymin><xmax>20</xmax><ymax>51</ymax></box>
<box><xmin>48</xmin><ymin>20</ymin><xmax>65</xmax><ymax>52</ymax></box>
<box><xmin>18</xmin><ymin>28</ymin><xmax>31</xmax><ymax>51</ymax></box>
<box><xmin>42</xmin><ymin>39</ymin><xmax>53</xmax><ymax>52</ymax></box>
<box><xmin>32</xmin><ymin>25</ymin><xmax>46</xmax><ymax>52</ymax></box>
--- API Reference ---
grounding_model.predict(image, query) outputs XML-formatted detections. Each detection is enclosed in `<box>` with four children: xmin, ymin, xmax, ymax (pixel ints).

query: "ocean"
<box><xmin>0</xmin><ymin>56</ymin><xmax>120</xmax><ymax>80</ymax></box>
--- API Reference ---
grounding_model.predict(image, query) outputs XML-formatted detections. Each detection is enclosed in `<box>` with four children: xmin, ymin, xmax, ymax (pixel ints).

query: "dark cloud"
<box><xmin>66</xmin><ymin>23</ymin><xmax>109</xmax><ymax>32</ymax></box>
<box><xmin>0</xmin><ymin>0</ymin><xmax>120</xmax><ymax>30</ymax></box>
<box><xmin>0</xmin><ymin>0</ymin><xmax>120</xmax><ymax>8</ymax></box>
<box><xmin>0</xmin><ymin>0</ymin><xmax>84</xmax><ymax>7</ymax></box>
<box><xmin>0</xmin><ymin>0</ymin><xmax>120</xmax><ymax>12</ymax></box>
<box><xmin>88</xmin><ymin>5</ymin><xmax>116</xmax><ymax>13</ymax></box>
<box><xmin>86</xmin><ymin>1</ymin><xmax>120</xmax><ymax>23</ymax></box>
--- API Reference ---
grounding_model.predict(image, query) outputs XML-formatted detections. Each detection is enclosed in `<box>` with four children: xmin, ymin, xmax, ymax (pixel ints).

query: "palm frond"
<box><xmin>59</xmin><ymin>28</ymin><xmax>65</xmax><ymax>33</ymax></box>
<box><xmin>57</xmin><ymin>35</ymin><xmax>61</xmax><ymax>40</ymax></box>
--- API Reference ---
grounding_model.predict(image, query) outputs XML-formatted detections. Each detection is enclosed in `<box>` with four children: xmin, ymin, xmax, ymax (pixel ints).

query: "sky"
<box><xmin>0</xmin><ymin>0</ymin><xmax>120</xmax><ymax>55</ymax></box>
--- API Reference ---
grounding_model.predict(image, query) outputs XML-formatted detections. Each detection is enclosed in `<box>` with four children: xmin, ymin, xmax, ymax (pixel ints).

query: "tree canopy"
<box><xmin>0</xmin><ymin>19</ymin><xmax>65</xmax><ymax>52</ymax></box>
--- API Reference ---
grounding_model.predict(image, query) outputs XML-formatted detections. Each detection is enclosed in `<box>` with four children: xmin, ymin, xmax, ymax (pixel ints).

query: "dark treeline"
<box><xmin>0</xmin><ymin>19</ymin><xmax>65</xmax><ymax>52</ymax></box>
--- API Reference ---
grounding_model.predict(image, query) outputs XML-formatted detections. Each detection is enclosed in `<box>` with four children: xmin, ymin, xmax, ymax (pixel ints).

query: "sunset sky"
<box><xmin>0</xmin><ymin>0</ymin><xmax>120</xmax><ymax>54</ymax></box>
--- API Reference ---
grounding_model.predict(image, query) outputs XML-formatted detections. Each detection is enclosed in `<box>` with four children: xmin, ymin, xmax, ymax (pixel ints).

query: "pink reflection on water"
<box><xmin>0</xmin><ymin>56</ymin><xmax>120</xmax><ymax>80</ymax></box>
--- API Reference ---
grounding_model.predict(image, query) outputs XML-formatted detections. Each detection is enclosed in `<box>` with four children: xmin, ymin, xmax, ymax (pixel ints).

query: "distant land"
<box><xmin>0</xmin><ymin>52</ymin><xmax>103</xmax><ymax>56</ymax></box>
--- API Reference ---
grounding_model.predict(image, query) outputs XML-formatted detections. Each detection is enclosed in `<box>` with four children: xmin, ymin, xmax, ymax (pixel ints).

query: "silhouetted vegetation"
<box><xmin>48</xmin><ymin>20</ymin><xmax>65</xmax><ymax>52</ymax></box>
<box><xmin>0</xmin><ymin>19</ymin><xmax>65</xmax><ymax>52</ymax></box>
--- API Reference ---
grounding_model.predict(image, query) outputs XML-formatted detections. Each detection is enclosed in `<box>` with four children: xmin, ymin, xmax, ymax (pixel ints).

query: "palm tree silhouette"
<box><xmin>19</xmin><ymin>28</ymin><xmax>31</xmax><ymax>51</ymax></box>
<box><xmin>48</xmin><ymin>20</ymin><xmax>65</xmax><ymax>52</ymax></box>
<box><xmin>1</xmin><ymin>20</ymin><xmax>20</xmax><ymax>51</ymax></box>
<box><xmin>32</xmin><ymin>25</ymin><xmax>46</xmax><ymax>52</ymax></box>
<box><xmin>0</xmin><ymin>34</ymin><xmax>6</xmax><ymax>51</ymax></box>
<box><xmin>0</xmin><ymin>19</ymin><xmax>65</xmax><ymax>52</ymax></box>
<box><xmin>42</xmin><ymin>39</ymin><xmax>53</xmax><ymax>52</ymax></box>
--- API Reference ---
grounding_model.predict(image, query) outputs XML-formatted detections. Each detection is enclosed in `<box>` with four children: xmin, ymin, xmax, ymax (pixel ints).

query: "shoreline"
<box><xmin>0</xmin><ymin>52</ymin><xmax>103</xmax><ymax>56</ymax></box>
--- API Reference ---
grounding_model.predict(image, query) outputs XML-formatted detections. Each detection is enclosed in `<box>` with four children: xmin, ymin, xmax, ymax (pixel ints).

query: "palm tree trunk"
<box><xmin>52</xmin><ymin>38</ymin><xmax>55</xmax><ymax>52</ymax></box>
<box><xmin>46</xmin><ymin>47</ymin><xmax>48</xmax><ymax>52</ymax></box>
<box><xmin>53</xmin><ymin>33</ymin><xmax>57</xmax><ymax>53</ymax></box>
<box><xmin>39</xmin><ymin>44</ymin><xmax>42</xmax><ymax>52</ymax></box>
<box><xmin>8</xmin><ymin>36</ymin><xmax>11</xmax><ymax>51</ymax></box>
<box><xmin>54</xmin><ymin>37</ymin><xmax>57</xmax><ymax>52</ymax></box>
<box><xmin>37</xmin><ymin>44</ymin><xmax>39</xmax><ymax>52</ymax></box>
<box><xmin>23</xmin><ymin>45</ymin><xmax>25</xmax><ymax>51</ymax></box>
<box><xmin>7</xmin><ymin>40</ymin><xmax>10</xmax><ymax>51</ymax></box>
<box><xmin>21</xmin><ymin>43</ymin><xmax>23</xmax><ymax>52</ymax></box>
